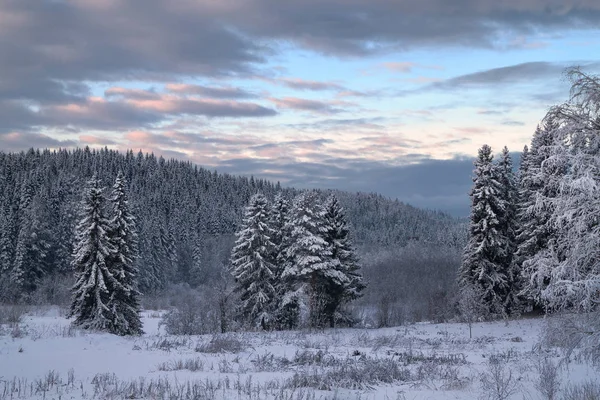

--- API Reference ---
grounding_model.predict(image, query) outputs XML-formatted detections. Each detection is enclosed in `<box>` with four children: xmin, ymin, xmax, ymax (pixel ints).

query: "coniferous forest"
<box><xmin>0</xmin><ymin>146</ymin><xmax>466</xmax><ymax>332</ymax></box>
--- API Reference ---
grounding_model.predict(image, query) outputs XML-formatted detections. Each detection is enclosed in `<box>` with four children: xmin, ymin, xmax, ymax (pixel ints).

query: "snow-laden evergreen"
<box><xmin>494</xmin><ymin>147</ymin><xmax>520</xmax><ymax>313</ymax></box>
<box><xmin>281</xmin><ymin>191</ymin><xmax>341</xmax><ymax>328</ymax></box>
<box><xmin>106</xmin><ymin>171</ymin><xmax>143</xmax><ymax>335</ymax></box>
<box><xmin>69</xmin><ymin>176</ymin><xmax>122</xmax><ymax>332</ymax></box>
<box><xmin>518</xmin><ymin>117</ymin><xmax>567</xmax><ymax>307</ymax></box>
<box><xmin>531</xmin><ymin>69</ymin><xmax>600</xmax><ymax>311</ymax></box>
<box><xmin>230</xmin><ymin>193</ymin><xmax>277</xmax><ymax>329</ymax></box>
<box><xmin>459</xmin><ymin>145</ymin><xmax>511</xmax><ymax>318</ymax></box>
<box><xmin>321</xmin><ymin>194</ymin><xmax>365</xmax><ymax>326</ymax></box>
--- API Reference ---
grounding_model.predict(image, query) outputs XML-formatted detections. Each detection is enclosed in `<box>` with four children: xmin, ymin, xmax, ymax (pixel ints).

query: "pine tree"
<box><xmin>69</xmin><ymin>176</ymin><xmax>125</xmax><ymax>334</ymax></box>
<box><xmin>106</xmin><ymin>171</ymin><xmax>143</xmax><ymax>335</ymax></box>
<box><xmin>321</xmin><ymin>194</ymin><xmax>365</xmax><ymax>327</ymax></box>
<box><xmin>459</xmin><ymin>145</ymin><xmax>511</xmax><ymax>318</ymax></box>
<box><xmin>230</xmin><ymin>193</ymin><xmax>277</xmax><ymax>329</ymax></box>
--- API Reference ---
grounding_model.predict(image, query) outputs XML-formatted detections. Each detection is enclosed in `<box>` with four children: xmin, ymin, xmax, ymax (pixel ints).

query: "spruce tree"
<box><xmin>106</xmin><ymin>171</ymin><xmax>143</xmax><ymax>335</ymax></box>
<box><xmin>494</xmin><ymin>147</ymin><xmax>520</xmax><ymax>314</ymax></box>
<box><xmin>230</xmin><ymin>193</ymin><xmax>277</xmax><ymax>329</ymax></box>
<box><xmin>321</xmin><ymin>194</ymin><xmax>365</xmax><ymax>327</ymax></box>
<box><xmin>517</xmin><ymin>118</ymin><xmax>565</xmax><ymax>307</ymax></box>
<box><xmin>268</xmin><ymin>193</ymin><xmax>296</xmax><ymax>329</ymax></box>
<box><xmin>69</xmin><ymin>176</ymin><xmax>124</xmax><ymax>333</ymax></box>
<box><xmin>459</xmin><ymin>145</ymin><xmax>510</xmax><ymax>318</ymax></box>
<box><xmin>282</xmin><ymin>191</ymin><xmax>334</xmax><ymax>328</ymax></box>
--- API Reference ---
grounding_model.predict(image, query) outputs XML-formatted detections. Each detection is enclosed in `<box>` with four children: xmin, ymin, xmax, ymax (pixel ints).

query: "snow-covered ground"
<box><xmin>0</xmin><ymin>309</ymin><xmax>598</xmax><ymax>400</ymax></box>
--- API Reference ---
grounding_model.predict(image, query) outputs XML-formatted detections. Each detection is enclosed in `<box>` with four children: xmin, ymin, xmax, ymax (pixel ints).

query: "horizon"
<box><xmin>1</xmin><ymin>1</ymin><xmax>599</xmax><ymax>216</ymax></box>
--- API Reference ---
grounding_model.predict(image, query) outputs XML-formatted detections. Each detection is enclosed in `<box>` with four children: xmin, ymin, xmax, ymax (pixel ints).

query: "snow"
<box><xmin>1</xmin><ymin>309</ymin><xmax>598</xmax><ymax>399</ymax></box>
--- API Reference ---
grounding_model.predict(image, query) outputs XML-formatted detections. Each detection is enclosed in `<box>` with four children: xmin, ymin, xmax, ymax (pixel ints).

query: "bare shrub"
<box><xmin>195</xmin><ymin>333</ymin><xmax>247</xmax><ymax>353</ymax></box>
<box><xmin>157</xmin><ymin>357</ymin><xmax>205</xmax><ymax>372</ymax></box>
<box><xmin>145</xmin><ymin>336</ymin><xmax>192</xmax><ymax>352</ymax></box>
<box><xmin>535</xmin><ymin>358</ymin><xmax>561</xmax><ymax>400</ymax></box>
<box><xmin>286</xmin><ymin>357</ymin><xmax>411</xmax><ymax>390</ymax></box>
<box><xmin>542</xmin><ymin>312</ymin><xmax>600</xmax><ymax>367</ymax></box>
<box><xmin>562</xmin><ymin>381</ymin><xmax>600</xmax><ymax>400</ymax></box>
<box><xmin>479</xmin><ymin>358</ymin><xmax>519</xmax><ymax>400</ymax></box>
<box><xmin>0</xmin><ymin>304</ymin><xmax>27</xmax><ymax>326</ymax></box>
<box><xmin>29</xmin><ymin>274</ymin><xmax>73</xmax><ymax>307</ymax></box>
<box><xmin>252</xmin><ymin>351</ymin><xmax>292</xmax><ymax>372</ymax></box>
<box><xmin>158</xmin><ymin>282</ymin><xmax>237</xmax><ymax>335</ymax></box>
<box><xmin>160</xmin><ymin>287</ymin><xmax>217</xmax><ymax>335</ymax></box>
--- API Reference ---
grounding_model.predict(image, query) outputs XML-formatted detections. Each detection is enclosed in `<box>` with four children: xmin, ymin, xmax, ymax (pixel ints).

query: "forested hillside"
<box><xmin>0</xmin><ymin>148</ymin><xmax>465</xmax><ymax>323</ymax></box>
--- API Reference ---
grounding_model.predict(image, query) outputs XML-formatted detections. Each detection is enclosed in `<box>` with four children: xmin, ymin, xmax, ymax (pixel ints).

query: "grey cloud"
<box><xmin>216</xmin><ymin>155</ymin><xmax>477</xmax><ymax>216</ymax></box>
<box><xmin>0</xmin><ymin>132</ymin><xmax>77</xmax><ymax>151</ymax></box>
<box><xmin>165</xmin><ymin>84</ymin><xmax>260</xmax><ymax>99</ymax></box>
<box><xmin>271</xmin><ymin>97</ymin><xmax>346</xmax><ymax>114</ymax></box>
<box><xmin>501</xmin><ymin>120</ymin><xmax>526</xmax><ymax>126</ymax></box>
<box><xmin>278</xmin><ymin>78</ymin><xmax>344</xmax><ymax>91</ymax></box>
<box><xmin>43</xmin><ymin>101</ymin><xmax>162</xmax><ymax>131</ymax></box>
<box><xmin>430</xmin><ymin>62</ymin><xmax>565</xmax><ymax>90</ymax></box>
<box><xmin>165</xmin><ymin>99</ymin><xmax>278</xmax><ymax>118</ymax></box>
<box><xmin>228</xmin><ymin>0</ymin><xmax>600</xmax><ymax>56</ymax></box>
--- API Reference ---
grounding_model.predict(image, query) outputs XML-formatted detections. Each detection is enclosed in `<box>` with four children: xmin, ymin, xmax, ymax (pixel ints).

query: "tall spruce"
<box><xmin>106</xmin><ymin>171</ymin><xmax>143</xmax><ymax>335</ymax></box>
<box><xmin>69</xmin><ymin>176</ymin><xmax>123</xmax><ymax>333</ymax></box>
<box><xmin>268</xmin><ymin>193</ymin><xmax>295</xmax><ymax>329</ymax></box>
<box><xmin>494</xmin><ymin>147</ymin><xmax>520</xmax><ymax>314</ymax></box>
<box><xmin>321</xmin><ymin>194</ymin><xmax>365</xmax><ymax>327</ymax></box>
<box><xmin>282</xmin><ymin>191</ymin><xmax>334</xmax><ymax>328</ymax></box>
<box><xmin>518</xmin><ymin>118</ymin><xmax>565</xmax><ymax>307</ymax></box>
<box><xmin>230</xmin><ymin>193</ymin><xmax>277</xmax><ymax>329</ymax></box>
<box><xmin>459</xmin><ymin>145</ymin><xmax>511</xmax><ymax>318</ymax></box>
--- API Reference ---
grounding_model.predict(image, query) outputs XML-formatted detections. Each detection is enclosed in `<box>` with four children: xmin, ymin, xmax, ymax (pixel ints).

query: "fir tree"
<box><xmin>282</xmin><ymin>191</ymin><xmax>334</xmax><ymax>328</ymax></box>
<box><xmin>230</xmin><ymin>193</ymin><xmax>277</xmax><ymax>329</ymax></box>
<box><xmin>321</xmin><ymin>194</ymin><xmax>365</xmax><ymax>327</ymax></box>
<box><xmin>69</xmin><ymin>176</ymin><xmax>125</xmax><ymax>334</ymax></box>
<box><xmin>106</xmin><ymin>171</ymin><xmax>143</xmax><ymax>335</ymax></box>
<box><xmin>459</xmin><ymin>145</ymin><xmax>511</xmax><ymax>318</ymax></box>
<box><xmin>518</xmin><ymin>118</ymin><xmax>566</xmax><ymax>307</ymax></box>
<box><xmin>494</xmin><ymin>147</ymin><xmax>520</xmax><ymax>314</ymax></box>
<box><xmin>268</xmin><ymin>193</ymin><xmax>296</xmax><ymax>329</ymax></box>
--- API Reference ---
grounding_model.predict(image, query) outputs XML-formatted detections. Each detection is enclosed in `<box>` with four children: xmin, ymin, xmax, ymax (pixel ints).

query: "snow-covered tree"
<box><xmin>321</xmin><ymin>194</ymin><xmax>365</xmax><ymax>326</ymax></box>
<box><xmin>106</xmin><ymin>171</ymin><xmax>143</xmax><ymax>335</ymax></box>
<box><xmin>459</xmin><ymin>145</ymin><xmax>511</xmax><ymax>318</ymax></box>
<box><xmin>494</xmin><ymin>147</ymin><xmax>520</xmax><ymax>314</ymax></box>
<box><xmin>230</xmin><ymin>193</ymin><xmax>277</xmax><ymax>329</ymax></box>
<box><xmin>281</xmin><ymin>191</ymin><xmax>335</xmax><ymax>328</ymax></box>
<box><xmin>69</xmin><ymin>176</ymin><xmax>123</xmax><ymax>334</ymax></box>
<box><xmin>536</xmin><ymin>69</ymin><xmax>600</xmax><ymax>311</ymax></box>
<box><xmin>518</xmin><ymin>117</ymin><xmax>567</xmax><ymax>307</ymax></box>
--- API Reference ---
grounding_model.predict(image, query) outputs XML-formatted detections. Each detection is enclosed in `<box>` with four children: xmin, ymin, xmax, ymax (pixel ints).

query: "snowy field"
<box><xmin>1</xmin><ymin>308</ymin><xmax>598</xmax><ymax>400</ymax></box>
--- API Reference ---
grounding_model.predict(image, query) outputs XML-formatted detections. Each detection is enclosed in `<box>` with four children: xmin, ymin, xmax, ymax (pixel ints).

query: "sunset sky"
<box><xmin>1</xmin><ymin>0</ymin><xmax>599</xmax><ymax>215</ymax></box>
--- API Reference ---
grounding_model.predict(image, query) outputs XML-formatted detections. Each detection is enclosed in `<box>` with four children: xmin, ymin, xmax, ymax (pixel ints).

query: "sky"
<box><xmin>1</xmin><ymin>0</ymin><xmax>600</xmax><ymax>216</ymax></box>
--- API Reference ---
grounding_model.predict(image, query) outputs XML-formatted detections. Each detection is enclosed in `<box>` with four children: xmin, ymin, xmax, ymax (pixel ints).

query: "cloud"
<box><xmin>0</xmin><ymin>132</ymin><xmax>77</xmax><ymax>151</ymax></box>
<box><xmin>215</xmin><ymin>155</ymin><xmax>477</xmax><ymax>216</ymax></box>
<box><xmin>382</xmin><ymin>62</ymin><xmax>418</xmax><ymax>73</ymax></box>
<box><xmin>277</xmin><ymin>78</ymin><xmax>345</xmax><ymax>91</ymax></box>
<box><xmin>224</xmin><ymin>0</ymin><xmax>600</xmax><ymax>56</ymax></box>
<box><xmin>270</xmin><ymin>97</ymin><xmax>348</xmax><ymax>114</ymax></box>
<box><xmin>165</xmin><ymin>84</ymin><xmax>259</xmax><ymax>99</ymax></box>
<box><xmin>431</xmin><ymin>62</ymin><xmax>565</xmax><ymax>89</ymax></box>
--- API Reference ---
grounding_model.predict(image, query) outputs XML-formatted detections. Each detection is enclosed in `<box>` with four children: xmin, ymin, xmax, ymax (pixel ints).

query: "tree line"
<box><xmin>0</xmin><ymin>147</ymin><xmax>464</xmax><ymax>318</ymax></box>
